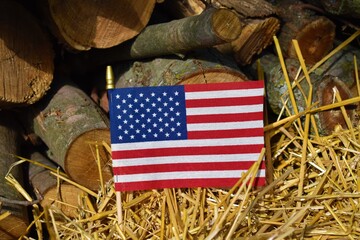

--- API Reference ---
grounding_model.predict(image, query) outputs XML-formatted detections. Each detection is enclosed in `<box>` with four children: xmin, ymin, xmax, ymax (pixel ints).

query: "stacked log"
<box><xmin>37</xmin><ymin>0</ymin><xmax>156</xmax><ymax>50</ymax></box>
<box><xmin>26</xmin><ymin>78</ymin><xmax>112</xmax><ymax>191</ymax></box>
<box><xmin>29</xmin><ymin>151</ymin><xmax>85</xmax><ymax>218</ymax></box>
<box><xmin>0</xmin><ymin>0</ymin><xmax>54</xmax><ymax>108</ymax></box>
<box><xmin>0</xmin><ymin>111</ymin><xmax>28</xmax><ymax>239</ymax></box>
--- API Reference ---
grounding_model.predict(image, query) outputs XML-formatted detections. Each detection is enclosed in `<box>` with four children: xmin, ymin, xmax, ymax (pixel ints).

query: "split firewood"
<box><xmin>275</xmin><ymin>0</ymin><xmax>336</xmax><ymax>65</ymax></box>
<box><xmin>77</xmin><ymin>7</ymin><xmax>242</xmax><ymax>68</ymax></box>
<box><xmin>26</xmin><ymin>79</ymin><xmax>113</xmax><ymax>191</ymax></box>
<box><xmin>0</xmin><ymin>111</ymin><xmax>28</xmax><ymax>239</ymax></box>
<box><xmin>216</xmin><ymin>17</ymin><xmax>281</xmax><ymax>65</ymax></box>
<box><xmin>0</xmin><ymin>0</ymin><xmax>54</xmax><ymax>108</ymax></box>
<box><xmin>29</xmin><ymin>151</ymin><xmax>85</xmax><ymax>218</ymax></box>
<box><xmin>161</xmin><ymin>0</ymin><xmax>280</xmax><ymax>65</ymax></box>
<box><xmin>259</xmin><ymin>53</ymin><xmax>358</xmax><ymax>135</ymax></box>
<box><xmin>36</xmin><ymin>0</ymin><xmax>156</xmax><ymax>51</ymax></box>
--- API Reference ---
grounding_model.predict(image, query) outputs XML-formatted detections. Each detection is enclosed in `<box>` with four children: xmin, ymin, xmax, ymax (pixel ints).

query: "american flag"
<box><xmin>109</xmin><ymin>81</ymin><xmax>265</xmax><ymax>192</ymax></box>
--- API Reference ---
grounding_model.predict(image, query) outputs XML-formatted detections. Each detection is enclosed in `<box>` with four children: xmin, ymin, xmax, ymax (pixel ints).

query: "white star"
<box><xmin>145</xmin><ymin>98</ymin><xmax>150</xmax><ymax>102</ymax></box>
<box><xmin>177</xmin><ymin>132</ymin><xmax>181</xmax><ymax>137</ymax></box>
<box><xmin>163</xmin><ymin>102</ymin><xmax>168</xmax><ymax>107</ymax></box>
<box><xmin>153</xmin><ymin>123</ymin><xmax>157</xmax><ymax>127</ymax></box>
<box><xmin>141</xmin><ymin>124</ymin><xmax>146</xmax><ymax>128</ymax></box>
<box><xmin>163</xmin><ymin>92</ymin><xmax>167</xmax><ymax>96</ymax></box>
<box><xmin>171</xmin><ymin>127</ymin><xmax>175</xmax><ymax>132</ymax></box>
<box><xmin>151</xmin><ymin>92</ymin><xmax>155</xmax><ymax>97</ymax></box>
<box><xmin>176</xmin><ymin>122</ymin><xmax>181</xmax><ymax>126</ymax></box>
<box><xmin>122</xmin><ymin>99</ymin><xmax>126</xmax><ymax>104</ymax></box>
<box><xmin>124</xmin><ymin>130</ymin><xmax>129</xmax><ymax>134</ymax></box>
<box><xmin>135</xmin><ymin>119</ymin><xmax>140</xmax><ymax>123</ymax></box>
<box><xmin>152</xmin><ymin>113</ymin><xmax>157</xmax><ymax>117</ymax></box>
<box><xmin>146</xmin><ymin>108</ymin><xmax>151</xmax><ymax>112</ymax></box>
<box><xmin>164</xmin><ymin>112</ymin><xmax>169</xmax><ymax>117</ymax></box>
<box><xmin>158</xmin><ymin>107</ymin><xmax>163</xmax><ymax>112</ymax></box>
<box><xmin>139</xmin><ymin>93</ymin><xmax>144</xmax><ymax>97</ymax></box>
<box><xmin>134</xmin><ymin>98</ymin><xmax>138</xmax><ymax>103</ymax></box>
<box><xmin>129</xmin><ymin>114</ymin><xmax>133</xmax><ymax>119</ymax></box>
<box><xmin>154</xmin><ymin>133</ymin><xmax>158</xmax><ymax>138</ymax></box>
<box><xmin>165</xmin><ymin>123</ymin><xmax>169</xmax><ymax>127</ymax></box>
<box><xmin>158</xmin><ymin>118</ymin><xmax>163</xmax><ymax>122</ymax></box>
<box><xmin>134</xmin><ymin>109</ymin><xmax>139</xmax><ymax>113</ymax></box>
<box><xmin>127</xmin><ymin>93</ymin><xmax>132</xmax><ymax>98</ymax></box>
<box><xmin>141</xmin><ymin>114</ymin><xmax>145</xmax><ymax>118</ymax></box>
<box><xmin>123</xmin><ymin>120</ymin><xmax>128</xmax><ymax>124</ymax></box>
<box><xmin>136</xmin><ymin>129</ymin><xmax>140</xmax><ymax>134</ymax></box>
<box><xmin>116</xmin><ymin>105</ymin><xmax>121</xmax><ymax>109</ymax></box>
<box><xmin>170</xmin><ymin>117</ymin><xmax>175</xmax><ymax>122</ymax></box>
<box><xmin>130</xmin><ymin>124</ymin><xmax>134</xmax><ymax>129</ymax></box>
<box><xmin>118</xmin><ymin>125</ymin><xmax>122</xmax><ymax>130</ymax></box>
<box><xmin>174</xmin><ymin>91</ymin><xmax>179</xmax><ymax>96</ymax></box>
<box><xmin>169</xmin><ymin>107</ymin><xmax>174</xmax><ymax>111</ymax></box>
<box><xmin>140</xmin><ymin>103</ymin><xmax>144</xmax><ymax>108</ymax></box>
<box><xmin>117</xmin><ymin>115</ymin><xmax>121</xmax><ymax>119</ymax></box>
<box><xmin>175</xmin><ymin>102</ymin><xmax>180</xmax><ymax>106</ymax></box>
<box><xmin>118</xmin><ymin>135</ymin><xmax>123</xmax><ymax>140</ymax></box>
<box><xmin>169</xmin><ymin>97</ymin><xmax>173</xmax><ymax>101</ymax></box>
<box><xmin>152</xmin><ymin>103</ymin><xmax>156</xmax><ymax>107</ymax></box>
<box><xmin>147</xmin><ymin>118</ymin><xmax>151</xmax><ymax>123</ymax></box>
<box><xmin>130</xmin><ymin>135</ymin><xmax>135</xmax><ymax>139</ymax></box>
<box><xmin>157</xmin><ymin>97</ymin><xmax>161</xmax><ymax>102</ymax></box>
<box><xmin>175</xmin><ymin>112</ymin><xmax>180</xmax><ymax>116</ymax></box>
<box><xmin>159</xmin><ymin>128</ymin><xmax>164</xmax><ymax>132</ymax></box>
<box><xmin>142</xmin><ymin>134</ymin><xmax>146</xmax><ymax>138</ymax></box>
<box><xmin>147</xmin><ymin>128</ymin><xmax>152</xmax><ymax>133</ymax></box>
<box><xmin>128</xmin><ymin>104</ymin><xmax>133</xmax><ymax>108</ymax></box>
<box><xmin>122</xmin><ymin>109</ymin><xmax>127</xmax><ymax>114</ymax></box>
<box><xmin>165</xmin><ymin>133</ymin><xmax>170</xmax><ymax>137</ymax></box>
<box><xmin>116</xmin><ymin>94</ymin><xmax>120</xmax><ymax>99</ymax></box>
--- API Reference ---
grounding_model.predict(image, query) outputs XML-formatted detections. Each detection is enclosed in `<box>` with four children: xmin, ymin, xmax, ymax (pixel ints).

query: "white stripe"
<box><xmin>114</xmin><ymin>169</ymin><xmax>266</xmax><ymax>183</ymax></box>
<box><xmin>113</xmin><ymin>153</ymin><xmax>261</xmax><ymax>167</ymax></box>
<box><xmin>187</xmin><ymin>120</ymin><xmax>263</xmax><ymax>131</ymax></box>
<box><xmin>111</xmin><ymin>136</ymin><xmax>264</xmax><ymax>151</ymax></box>
<box><xmin>186</xmin><ymin>104</ymin><xmax>263</xmax><ymax>115</ymax></box>
<box><xmin>185</xmin><ymin>88</ymin><xmax>264</xmax><ymax>100</ymax></box>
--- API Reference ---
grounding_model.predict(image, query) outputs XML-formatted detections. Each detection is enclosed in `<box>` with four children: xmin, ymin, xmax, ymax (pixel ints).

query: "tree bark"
<box><xmin>276</xmin><ymin>0</ymin><xmax>336</xmax><ymax>65</ymax></box>
<box><xmin>0</xmin><ymin>111</ymin><xmax>28</xmax><ymax>240</ymax></box>
<box><xmin>38</xmin><ymin>0</ymin><xmax>156</xmax><ymax>51</ymax></box>
<box><xmin>260</xmin><ymin>53</ymin><xmax>358</xmax><ymax>135</ymax></box>
<box><xmin>27</xmin><ymin>79</ymin><xmax>112</xmax><ymax>191</ymax></box>
<box><xmin>212</xmin><ymin>0</ymin><xmax>277</xmax><ymax>18</ymax></box>
<box><xmin>114</xmin><ymin>49</ymin><xmax>248</xmax><ymax>88</ymax></box>
<box><xmin>29</xmin><ymin>151</ymin><xmax>85</xmax><ymax>218</ymax></box>
<box><xmin>313</xmin><ymin>0</ymin><xmax>360</xmax><ymax>19</ymax></box>
<box><xmin>82</xmin><ymin>7</ymin><xmax>242</xmax><ymax>67</ymax></box>
<box><xmin>0</xmin><ymin>0</ymin><xmax>54</xmax><ymax>108</ymax></box>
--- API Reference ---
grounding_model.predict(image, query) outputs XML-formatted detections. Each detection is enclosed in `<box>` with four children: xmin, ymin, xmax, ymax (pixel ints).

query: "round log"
<box><xmin>42</xmin><ymin>0</ymin><xmax>156</xmax><ymax>50</ymax></box>
<box><xmin>276</xmin><ymin>0</ymin><xmax>336</xmax><ymax>65</ymax></box>
<box><xmin>114</xmin><ymin>49</ymin><xmax>248</xmax><ymax>89</ymax></box>
<box><xmin>29</xmin><ymin>152</ymin><xmax>85</xmax><ymax>218</ymax></box>
<box><xmin>261</xmin><ymin>53</ymin><xmax>358</xmax><ymax>135</ymax></box>
<box><xmin>0</xmin><ymin>111</ymin><xmax>28</xmax><ymax>239</ymax></box>
<box><xmin>0</xmin><ymin>0</ymin><xmax>54</xmax><ymax>108</ymax></box>
<box><xmin>30</xmin><ymin>79</ymin><xmax>112</xmax><ymax>190</ymax></box>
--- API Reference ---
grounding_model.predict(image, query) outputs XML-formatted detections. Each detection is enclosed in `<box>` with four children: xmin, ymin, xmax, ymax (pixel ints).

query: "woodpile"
<box><xmin>0</xmin><ymin>0</ymin><xmax>360</xmax><ymax>239</ymax></box>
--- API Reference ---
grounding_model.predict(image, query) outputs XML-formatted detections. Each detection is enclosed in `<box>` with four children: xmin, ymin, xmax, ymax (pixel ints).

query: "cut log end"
<box><xmin>288</xmin><ymin>17</ymin><xmax>336</xmax><ymax>65</ymax></box>
<box><xmin>47</xmin><ymin>0</ymin><xmax>156</xmax><ymax>50</ymax></box>
<box><xmin>41</xmin><ymin>184</ymin><xmax>85</xmax><ymax>218</ymax></box>
<box><xmin>0</xmin><ymin>215</ymin><xmax>28</xmax><ymax>240</ymax></box>
<box><xmin>212</xmin><ymin>9</ymin><xmax>243</xmax><ymax>42</ymax></box>
<box><xmin>317</xmin><ymin>76</ymin><xmax>357</xmax><ymax>135</ymax></box>
<box><xmin>65</xmin><ymin>129</ymin><xmax>112</xmax><ymax>190</ymax></box>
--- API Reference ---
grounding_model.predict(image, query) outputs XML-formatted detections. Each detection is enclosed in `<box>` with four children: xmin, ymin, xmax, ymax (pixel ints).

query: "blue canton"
<box><xmin>109</xmin><ymin>85</ymin><xmax>188</xmax><ymax>144</ymax></box>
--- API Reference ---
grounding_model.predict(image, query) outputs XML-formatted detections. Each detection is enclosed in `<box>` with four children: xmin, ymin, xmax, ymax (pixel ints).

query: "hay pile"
<box><xmin>2</xmin><ymin>31</ymin><xmax>360</xmax><ymax>239</ymax></box>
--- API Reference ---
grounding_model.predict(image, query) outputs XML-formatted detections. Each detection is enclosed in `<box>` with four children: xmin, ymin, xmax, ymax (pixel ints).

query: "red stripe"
<box><xmin>186</xmin><ymin>112</ymin><xmax>263</xmax><ymax>123</ymax></box>
<box><xmin>184</xmin><ymin>81</ymin><xmax>264</xmax><ymax>92</ymax></box>
<box><xmin>112</xmin><ymin>144</ymin><xmax>264</xmax><ymax>159</ymax></box>
<box><xmin>113</xmin><ymin>161</ymin><xmax>265</xmax><ymax>175</ymax></box>
<box><xmin>187</xmin><ymin>128</ymin><xmax>263</xmax><ymax>139</ymax></box>
<box><xmin>115</xmin><ymin>177</ymin><xmax>266</xmax><ymax>191</ymax></box>
<box><xmin>185</xmin><ymin>96</ymin><xmax>263</xmax><ymax>108</ymax></box>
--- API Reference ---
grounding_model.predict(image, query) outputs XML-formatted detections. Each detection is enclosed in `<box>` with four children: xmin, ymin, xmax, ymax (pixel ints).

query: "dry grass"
<box><xmin>3</xmin><ymin>30</ymin><xmax>360</xmax><ymax>239</ymax></box>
